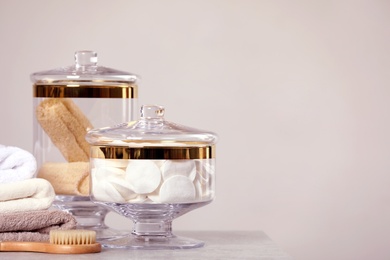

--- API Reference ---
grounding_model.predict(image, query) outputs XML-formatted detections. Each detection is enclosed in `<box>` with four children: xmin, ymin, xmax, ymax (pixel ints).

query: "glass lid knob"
<box><xmin>75</xmin><ymin>50</ymin><xmax>98</xmax><ymax>70</ymax></box>
<box><xmin>140</xmin><ymin>105</ymin><xmax>165</xmax><ymax>119</ymax></box>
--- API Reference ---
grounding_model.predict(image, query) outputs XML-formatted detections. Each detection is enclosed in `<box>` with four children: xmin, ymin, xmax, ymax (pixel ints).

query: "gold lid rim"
<box><xmin>33</xmin><ymin>84</ymin><xmax>138</xmax><ymax>98</ymax></box>
<box><xmin>91</xmin><ymin>145</ymin><xmax>216</xmax><ymax>160</ymax></box>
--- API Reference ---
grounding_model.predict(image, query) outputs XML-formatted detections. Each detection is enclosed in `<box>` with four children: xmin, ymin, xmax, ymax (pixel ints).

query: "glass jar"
<box><xmin>31</xmin><ymin>50</ymin><xmax>138</xmax><ymax>240</ymax></box>
<box><xmin>86</xmin><ymin>105</ymin><xmax>218</xmax><ymax>249</ymax></box>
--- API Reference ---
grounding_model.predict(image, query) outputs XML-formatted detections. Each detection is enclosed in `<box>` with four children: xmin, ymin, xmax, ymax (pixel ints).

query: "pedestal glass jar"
<box><xmin>85</xmin><ymin>105</ymin><xmax>217</xmax><ymax>249</ymax></box>
<box><xmin>31</xmin><ymin>50</ymin><xmax>138</xmax><ymax>241</ymax></box>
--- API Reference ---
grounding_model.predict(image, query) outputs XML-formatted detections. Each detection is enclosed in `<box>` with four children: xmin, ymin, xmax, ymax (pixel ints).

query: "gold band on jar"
<box><xmin>33</xmin><ymin>84</ymin><xmax>138</xmax><ymax>98</ymax></box>
<box><xmin>91</xmin><ymin>145</ymin><xmax>216</xmax><ymax>160</ymax></box>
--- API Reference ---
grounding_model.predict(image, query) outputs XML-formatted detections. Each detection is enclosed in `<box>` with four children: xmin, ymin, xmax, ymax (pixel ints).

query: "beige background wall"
<box><xmin>1</xmin><ymin>1</ymin><xmax>389</xmax><ymax>259</ymax></box>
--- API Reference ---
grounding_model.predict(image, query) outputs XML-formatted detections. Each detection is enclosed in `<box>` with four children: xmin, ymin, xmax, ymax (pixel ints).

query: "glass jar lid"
<box><xmin>86</xmin><ymin>105</ymin><xmax>218</xmax><ymax>160</ymax></box>
<box><xmin>31</xmin><ymin>50</ymin><xmax>138</xmax><ymax>85</ymax></box>
<box><xmin>31</xmin><ymin>50</ymin><xmax>138</xmax><ymax>98</ymax></box>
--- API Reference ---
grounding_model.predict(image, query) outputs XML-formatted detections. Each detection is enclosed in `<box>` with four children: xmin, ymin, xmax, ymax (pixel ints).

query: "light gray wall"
<box><xmin>1</xmin><ymin>1</ymin><xmax>389</xmax><ymax>259</ymax></box>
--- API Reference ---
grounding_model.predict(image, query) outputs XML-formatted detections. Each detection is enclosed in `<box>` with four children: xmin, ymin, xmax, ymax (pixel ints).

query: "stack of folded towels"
<box><xmin>0</xmin><ymin>144</ymin><xmax>77</xmax><ymax>242</ymax></box>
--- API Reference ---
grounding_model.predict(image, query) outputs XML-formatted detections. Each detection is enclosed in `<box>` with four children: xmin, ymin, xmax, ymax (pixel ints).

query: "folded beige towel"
<box><xmin>0</xmin><ymin>178</ymin><xmax>55</xmax><ymax>213</ymax></box>
<box><xmin>0</xmin><ymin>210</ymin><xmax>77</xmax><ymax>242</ymax></box>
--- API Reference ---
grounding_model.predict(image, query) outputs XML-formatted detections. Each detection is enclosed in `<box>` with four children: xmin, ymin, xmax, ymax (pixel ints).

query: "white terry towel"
<box><xmin>0</xmin><ymin>178</ymin><xmax>55</xmax><ymax>213</ymax></box>
<box><xmin>0</xmin><ymin>144</ymin><xmax>37</xmax><ymax>183</ymax></box>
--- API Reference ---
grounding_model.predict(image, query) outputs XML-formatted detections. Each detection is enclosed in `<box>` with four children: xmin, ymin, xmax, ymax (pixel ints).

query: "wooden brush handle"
<box><xmin>0</xmin><ymin>241</ymin><xmax>101</xmax><ymax>254</ymax></box>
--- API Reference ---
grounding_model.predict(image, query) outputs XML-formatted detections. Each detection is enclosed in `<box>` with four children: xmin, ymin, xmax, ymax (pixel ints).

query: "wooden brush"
<box><xmin>0</xmin><ymin>229</ymin><xmax>101</xmax><ymax>254</ymax></box>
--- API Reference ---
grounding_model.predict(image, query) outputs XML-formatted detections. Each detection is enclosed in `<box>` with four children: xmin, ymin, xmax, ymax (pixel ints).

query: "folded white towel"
<box><xmin>0</xmin><ymin>144</ymin><xmax>37</xmax><ymax>184</ymax></box>
<box><xmin>0</xmin><ymin>178</ymin><xmax>55</xmax><ymax>213</ymax></box>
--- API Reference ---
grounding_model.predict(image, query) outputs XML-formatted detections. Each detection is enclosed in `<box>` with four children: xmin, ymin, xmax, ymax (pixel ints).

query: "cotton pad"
<box><xmin>194</xmin><ymin>179</ymin><xmax>202</xmax><ymax>200</ymax></box>
<box><xmin>147</xmin><ymin>185</ymin><xmax>162</xmax><ymax>203</ymax></box>
<box><xmin>91</xmin><ymin>167</ymin><xmax>134</xmax><ymax>202</ymax></box>
<box><xmin>161</xmin><ymin>160</ymin><xmax>197</xmax><ymax>181</ymax></box>
<box><xmin>195</xmin><ymin>160</ymin><xmax>214</xmax><ymax>184</ymax></box>
<box><xmin>106</xmin><ymin>175</ymin><xmax>137</xmax><ymax>201</ymax></box>
<box><xmin>154</xmin><ymin>160</ymin><xmax>166</xmax><ymax>168</ymax></box>
<box><xmin>159</xmin><ymin>175</ymin><xmax>196</xmax><ymax>203</ymax></box>
<box><xmin>92</xmin><ymin>180</ymin><xmax>125</xmax><ymax>203</ymax></box>
<box><xmin>126</xmin><ymin>160</ymin><xmax>161</xmax><ymax>194</ymax></box>
<box><xmin>93</xmin><ymin>166</ymin><xmax>126</xmax><ymax>182</ymax></box>
<box><xmin>127</xmin><ymin>194</ymin><xmax>148</xmax><ymax>203</ymax></box>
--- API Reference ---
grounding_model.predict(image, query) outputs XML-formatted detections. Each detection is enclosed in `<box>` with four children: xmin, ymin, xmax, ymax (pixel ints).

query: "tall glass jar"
<box><xmin>31</xmin><ymin>50</ymin><xmax>138</xmax><ymax>240</ymax></box>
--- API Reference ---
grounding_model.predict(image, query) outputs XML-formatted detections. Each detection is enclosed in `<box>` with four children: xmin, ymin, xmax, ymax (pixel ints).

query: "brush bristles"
<box><xmin>50</xmin><ymin>230</ymin><xmax>96</xmax><ymax>245</ymax></box>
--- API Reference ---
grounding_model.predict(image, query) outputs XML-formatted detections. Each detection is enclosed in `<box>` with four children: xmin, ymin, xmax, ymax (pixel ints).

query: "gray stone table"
<box><xmin>0</xmin><ymin>231</ymin><xmax>294</xmax><ymax>259</ymax></box>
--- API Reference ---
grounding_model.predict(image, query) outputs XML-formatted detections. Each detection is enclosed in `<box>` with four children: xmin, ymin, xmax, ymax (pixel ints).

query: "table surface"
<box><xmin>0</xmin><ymin>231</ymin><xmax>293</xmax><ymax>260</ymax></box>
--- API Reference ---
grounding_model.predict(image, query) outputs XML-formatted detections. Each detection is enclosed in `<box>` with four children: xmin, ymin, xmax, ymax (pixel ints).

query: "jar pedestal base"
<box><xmin>95</xmin><ymin>201</ymin><xmax>211</xmax><ymax>249</ymax></box>
<box><xmin>101</xmin><ymin>233</ymin><xmax>204</xmax><ymax>249</ymax></box>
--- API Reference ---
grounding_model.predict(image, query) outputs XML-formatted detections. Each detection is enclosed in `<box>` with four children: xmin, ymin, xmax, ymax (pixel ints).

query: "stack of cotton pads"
<box><xmin>91</xmin><ymin>159</ymin><xmax>214</xmax><ymax>203</ymax></box>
